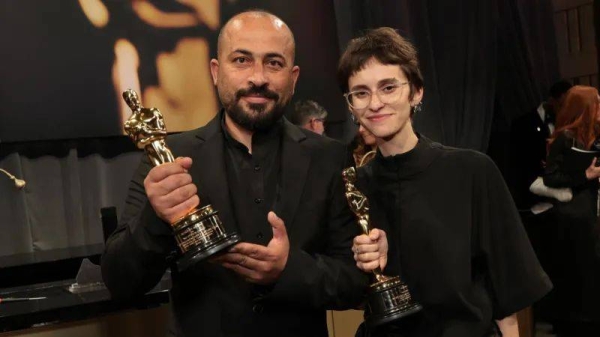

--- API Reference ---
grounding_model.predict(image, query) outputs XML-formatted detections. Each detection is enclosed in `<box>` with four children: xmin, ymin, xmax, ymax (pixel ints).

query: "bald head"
<box><xmin>217</xmin><ymin>10</ymin><xmax>296</xmax><ymax>62</ymax></box>
<box><xmin>209</xmin><ymin>10</ymin><xmax>300</xmax><ymax>133</ymax></box>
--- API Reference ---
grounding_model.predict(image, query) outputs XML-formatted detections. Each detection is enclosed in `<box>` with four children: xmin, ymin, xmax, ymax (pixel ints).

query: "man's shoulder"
<box><xmin>164</xmin><ymin>128</ymin><xmax>204</xmax><ymax>149</ymax></box>
<box><xmin>290</xmin><ymin>124</ymin><xmax>347</xmax><ymax>153</ymax></box>
<box><xmin>306</xmin><ymin>131</ymin><xmax>346</xmax><ymax>150</ymax></box>
<box><xmin>165</xmin><ymin>116</ymin><xmax>220</xmax><ymax>148</ymax></box>
<box><xmin>512</xmin><ymin>108</ymin><xmax>544</xmax><ymax>131</ymax></box>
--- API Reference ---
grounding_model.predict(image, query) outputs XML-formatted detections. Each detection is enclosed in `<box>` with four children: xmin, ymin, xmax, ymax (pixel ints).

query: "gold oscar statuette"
<box><xmin>123</xmin><ymin>89</ymin><xmax>240</xmax><ymax>271</ymax></box>
<box><xmin>343</xmin><ymin>167</ymin><xmax>422</xmax><ymax>327</ymax></box>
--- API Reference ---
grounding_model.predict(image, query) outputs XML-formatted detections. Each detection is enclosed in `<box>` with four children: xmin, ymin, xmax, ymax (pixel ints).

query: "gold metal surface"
<box><xmin>343</xmin><ymin>167</ymin><xmax>422</xmax><ymax>324</ymax></box>
<box><xmin>121</xmin><ymin>89</ymin><xmax>236</xmax><ymax>264</ymax></box>
<box><xmin>123</xmin><ymin>89</ymin><xmax>175</xmax><ymax>166</ymax></box>
<box><xmin>343</xmin><ymin>167</ymin><xmax>387</xmax><ymax>282</ymax></box>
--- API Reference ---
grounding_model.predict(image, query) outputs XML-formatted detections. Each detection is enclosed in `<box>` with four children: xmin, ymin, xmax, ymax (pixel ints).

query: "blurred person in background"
<box><xmin>290</xmin><ymin>99</ymin><xmax>328</xmax><ymax>135</ymax></box>
<box><xmin>541</xmin><ymin>85</ymin><xmax>600</xmax><ymax>337</ymax></box>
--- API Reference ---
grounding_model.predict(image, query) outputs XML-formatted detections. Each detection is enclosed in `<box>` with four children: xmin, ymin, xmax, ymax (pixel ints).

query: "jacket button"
<box><xmin>254</xmin><ymin>198</ymin><xmax>262</xmax><ymax>204</ymax></box>
<box><xmin>256</xmin><ymin>232</ymin><xmax>264</xmax><ymax>239</ymax></box>
<box><xmin>253</xmin><ymin>304</ymin><xmax>264</xmax><ymax>313</ymax></box>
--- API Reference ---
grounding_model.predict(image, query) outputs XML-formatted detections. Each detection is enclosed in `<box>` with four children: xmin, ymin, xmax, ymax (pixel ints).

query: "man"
<box><xmin>101</xmin><ymin>10</ymin><xmax>368</xmax><ymax>337</ymax></box>
<box><xmin>509</xmin><ymin>80</ymin><xmax>573</xmax><ymax>212</ymax></box>
<box><xmin>338</xmin><ymin>28</ymin><xmax>552</xmax><ymax>337</ymax></box>
<box><xmin>290</xmin><ymin>99</ymin><xmax>328</xmax><ymax>135</ymax></box>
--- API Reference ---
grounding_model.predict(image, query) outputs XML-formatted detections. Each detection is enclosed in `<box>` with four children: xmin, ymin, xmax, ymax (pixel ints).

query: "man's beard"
<box><xmin>222</xmin><ymin>84</ymin><xmax>288</xmax><ymax>132</ymax></box>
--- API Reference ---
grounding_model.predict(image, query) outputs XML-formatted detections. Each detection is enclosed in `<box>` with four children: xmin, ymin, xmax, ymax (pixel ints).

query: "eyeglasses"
<box><xmin>344</xmin><ymin>82</ymin><xmax>409</xmax><ymax>110</ymax></box>
<box><xmin>311</xmin><ymin>118</ymin><xmax>325</xmax><ymax>124</ymax></box>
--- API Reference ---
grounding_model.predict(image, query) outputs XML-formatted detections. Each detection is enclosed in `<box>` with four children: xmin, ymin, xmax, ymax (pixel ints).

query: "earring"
<box><xmin>412</xmin><ymin>102</ymin><xmax>423</xmax><ymax>114</ymax></box>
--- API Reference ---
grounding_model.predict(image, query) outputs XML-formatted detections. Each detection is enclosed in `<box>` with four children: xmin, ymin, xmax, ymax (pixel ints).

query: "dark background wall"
<box><xmin>0</xmin><ymin>0</ymin><xmax>596</xmax><ymax>257</ymax></box>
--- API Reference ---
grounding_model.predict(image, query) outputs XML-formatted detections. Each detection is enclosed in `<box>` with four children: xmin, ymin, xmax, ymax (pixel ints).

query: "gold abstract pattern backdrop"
<box><xmin>0</xmin><ymin>0</ymin><xmax>345</xmax><ymax>142</ymax></box>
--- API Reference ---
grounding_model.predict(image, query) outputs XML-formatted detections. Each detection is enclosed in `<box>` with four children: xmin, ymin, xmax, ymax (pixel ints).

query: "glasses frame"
<box><xmin>343</xmin><ymin>81</ymin><xmax>410</xmax><ymax>110</ymax></box>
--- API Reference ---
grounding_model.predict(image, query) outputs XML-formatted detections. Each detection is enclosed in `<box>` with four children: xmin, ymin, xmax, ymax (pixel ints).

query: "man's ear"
<box><xmin>290</xmin><ymin>65</ymin><xmax>300</xmax><ymax>94</ymax></box>
<box><xmin>210</xmin><ymin>59</ymin><xmax>219</xmax><ymax>86</ymax></box>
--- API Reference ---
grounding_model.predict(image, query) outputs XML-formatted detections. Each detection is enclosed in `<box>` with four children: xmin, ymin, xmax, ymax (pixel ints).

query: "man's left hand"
<box><xmin>213</xmin><ymin>211</ymin><xmax>289</xmax><ymax>285</ymax></box>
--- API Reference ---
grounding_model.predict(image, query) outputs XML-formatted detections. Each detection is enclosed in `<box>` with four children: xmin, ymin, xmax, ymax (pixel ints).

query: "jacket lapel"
<box><xmin>277</xmin><ymin>121</ymin><xmax>310</xmax><ymax>231</ymax></box>
<box><xmin>189</xmin><ymin>116</ymin><xmax>239</xmax><ymax>235</ymax></box>
<box><xmin>187</xmin><ymin>117</ymin><xmax>311</xmax><ymax>236</ymax></box>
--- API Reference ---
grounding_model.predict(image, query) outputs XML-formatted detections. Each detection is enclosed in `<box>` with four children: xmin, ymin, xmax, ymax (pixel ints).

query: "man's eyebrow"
<box><xmin>265</xmin><ymin>52</ymin><xmax>285</xmax><ymax>59</ymax></box>
<box><xmin>230</xmin><ymin>50</ymin><xmax>287</xmax><ymax>60</ymax></box>
<box><xmin>230</xmin><ymin>49</ymin><xmax>252</xmax><ymax>56</ymax></box>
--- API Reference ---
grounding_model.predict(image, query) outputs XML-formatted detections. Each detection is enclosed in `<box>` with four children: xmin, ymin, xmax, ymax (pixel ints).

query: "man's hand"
<box><xmin>586</xmin><ymin>157</ymin><xmax>600</xmax><ymax>180</ymax></box>
<box><xmin>144</xmin><ymin>157</ymin><xmax>200</xmax><ymax>224</ymax></box>
<box><xmin>352</xmin><ymin>228</ymin><xmax>388</xmax><ymax>272</ymax></box>
<box><xmin>214</xmin><ymin>212</ymin><xmax>289</xmax><ymax>285</ymax></box>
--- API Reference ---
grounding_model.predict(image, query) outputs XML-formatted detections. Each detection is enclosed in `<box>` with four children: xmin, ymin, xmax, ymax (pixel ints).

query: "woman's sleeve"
<box><xmin>543</xmin><ymin>133</ymin><xmax>588</xmax><ymax>188</ymax></box>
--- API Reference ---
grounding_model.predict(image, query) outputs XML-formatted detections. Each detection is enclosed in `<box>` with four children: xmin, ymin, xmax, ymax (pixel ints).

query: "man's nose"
<box><xmin>248</xmin><ymin>63</ymin><xmax>268</xmax><ymax>87</ymax></box>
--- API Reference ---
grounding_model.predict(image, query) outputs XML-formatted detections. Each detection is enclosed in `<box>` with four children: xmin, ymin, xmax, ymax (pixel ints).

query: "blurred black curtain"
<box><xmin>0</xmin><ymin>0</ymin><xmax>561</xmax><ymax>257</ymax></box>
<box><xmin>490</xmin><ymin>0</ymin><xmax>560</xmax><ymax>176</ymax></box>
<box><xmin>333</xmin><ymin>0</ymin><xmax>559</xmax><ymax>153</ymax></box>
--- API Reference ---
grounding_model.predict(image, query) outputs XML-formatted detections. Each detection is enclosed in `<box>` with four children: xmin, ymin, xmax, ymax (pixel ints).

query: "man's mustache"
<box><xmin>235</xmin><ymin>85</ymin><xmax>279</xmax><ymax>101</ymax></box>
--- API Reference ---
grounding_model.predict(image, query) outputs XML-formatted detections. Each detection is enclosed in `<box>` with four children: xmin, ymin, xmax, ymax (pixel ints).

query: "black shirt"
<box><xmin>221</xmin><ymin>114</ymin><xmax>282</xmax><ymax>246</ymax></box>
<box><xmin>357</xmin><ymin>135</ymin><xmax>552</xmax><ymax>337</ymax></box>
<box><xmin>541</xmin><ymin>131</ymin><xmax>600</xmax><ymax>320</ymax></box>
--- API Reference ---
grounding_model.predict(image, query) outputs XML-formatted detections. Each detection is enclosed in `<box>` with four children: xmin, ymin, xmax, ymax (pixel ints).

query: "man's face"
<box><xmin>304</xmin><ymin>117</ymin><xmax>325</xmax><ymax>135</ymax></box>
<box><xmin>312</xmin><ymin>118</ymin><xmax>325</xmax><ymax>135</ymax></box>
<box><xmin>210</xmin><ymin>15</ymin><xmax>299</xmax><ymax>131</ymax></box>
<box><xmin>347</xmin><ymin>59</ymin><xmax>422</xmax><ymax>142</ymax></box>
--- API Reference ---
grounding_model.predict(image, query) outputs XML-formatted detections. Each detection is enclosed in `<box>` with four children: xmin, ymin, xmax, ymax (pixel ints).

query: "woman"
<box><xmin>353</xmin><ymin>125</ymin><xmax>378</xmax><ymax>167</ymax></box>
<box><xmin>541</xmin><ymin>85</ymin><xmax>600</xmax><ymax>336</ymax></box>
<box><xmin>339</xmin><ymin>27</ymin><xmax>551</xmax><ymax>337</ymax></box>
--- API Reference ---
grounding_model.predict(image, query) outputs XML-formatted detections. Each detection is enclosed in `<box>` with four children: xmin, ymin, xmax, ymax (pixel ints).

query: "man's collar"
<box><xmin>194</xmin><ymin>109</ymin><xmax>306</xmax><ymax>145</ymax></box>
<box><xmin>219</xmin><ymin>109</ymin><xmax>285</xmax><ymax>153</ymax></box>
<box><xmin>537</xmin><ymin>102</ymin><xmax>546</xmax><ymax>122</ymax></box>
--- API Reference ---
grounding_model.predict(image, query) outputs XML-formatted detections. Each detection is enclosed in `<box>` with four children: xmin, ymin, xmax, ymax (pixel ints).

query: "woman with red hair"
<box><xmin>544</xmin><ymin>85</ymin><xmax>600</xmax><ymax>195</ymax></box>
<box><xmin>542</xmin><ymin>85</ymin><xmax>600</xmax><ymax>335</ymax></box>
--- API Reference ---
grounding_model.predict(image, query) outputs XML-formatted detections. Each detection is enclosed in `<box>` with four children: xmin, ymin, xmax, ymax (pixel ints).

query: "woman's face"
<box><xmin>359</xmin><ymin>125</ymin><xmax>377</xmax><ymax>146</ymax></box>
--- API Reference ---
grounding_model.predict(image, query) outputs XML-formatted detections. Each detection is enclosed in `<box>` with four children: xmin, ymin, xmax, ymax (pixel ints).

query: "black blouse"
<box><xmin>543</xmin><ymin>130</ymin><xmax>598</xmax><ymax>190</ymax></box>
<box><xmin>356</xmin><ymin>135</ymin><xmax>552</xmax><ymax>337</ymax></box>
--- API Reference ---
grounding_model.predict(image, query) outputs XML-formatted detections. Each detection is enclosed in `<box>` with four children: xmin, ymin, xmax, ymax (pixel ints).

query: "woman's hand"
<box><xmin>496</xmin><ymin>313</ymin><xmax>519</xmax><ymax>337</ymax></box>
<box><xmin>352</xmin><ymin>228</ymin><xmax>388</xmax><ymax>272</ymax></box>
<box><xmin>585</xmin><ymin>157</ymin><xmax>600</xmax><ymax>180</ymax></box>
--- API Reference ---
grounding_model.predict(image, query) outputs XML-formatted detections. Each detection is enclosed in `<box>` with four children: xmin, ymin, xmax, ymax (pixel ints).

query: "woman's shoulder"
<box><xmin>417</xmin><ymin>137</ymin><xmax>496</xmax><ymax>174</ymax></box>
<box><xmin>551</xmin><ymin>130</ymin><xmax>576</xmax><ymax>149</ymax></box>
<box><xmin>557</xmin><ymin>129</ymin><xmax>575</xmax><ymax>140</ymax></box>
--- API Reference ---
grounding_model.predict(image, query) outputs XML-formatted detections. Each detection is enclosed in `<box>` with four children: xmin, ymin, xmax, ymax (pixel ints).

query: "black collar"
<box><xmin>373</xmin><ymin>134</ymin><xmax>443</xmax><ymax>179</ymax></box>
<box><xmin>219</xmin><ymin>110</ymin><xmax>284</xmax><ymax>154</ymax></box>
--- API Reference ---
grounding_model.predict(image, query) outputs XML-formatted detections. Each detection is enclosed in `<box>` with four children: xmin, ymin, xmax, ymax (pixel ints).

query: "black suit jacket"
<box><xmin>508</xmin><ymin>108</ymin><xmax>550</xmax><ymax>209</ymax></box>
<box><xmin>101</xmin><ymin>114</ymin><xmax>369</xmax><ymax>337</ymax></box>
